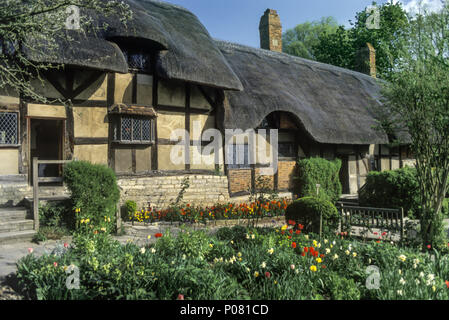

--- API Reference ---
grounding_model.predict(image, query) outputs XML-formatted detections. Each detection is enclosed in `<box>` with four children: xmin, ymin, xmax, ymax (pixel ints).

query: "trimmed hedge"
<box><xmin>295</xmin><ymin>158</ymin><xmax>342</xmax><ymax>203</ymax></box>
<box><xmin>285</xmin><ymin>197</ymin><xmax>339</xmax><ymax>234</ymax></box>
<box><xmin>358</xmin><ymin>167</ymin><xmax>420</xmax><ymax>217</ymax></box>
<box><xmin>63</xmin><ymin>161</ymin><xmax>120</xmax><ymax>233</ymax></box>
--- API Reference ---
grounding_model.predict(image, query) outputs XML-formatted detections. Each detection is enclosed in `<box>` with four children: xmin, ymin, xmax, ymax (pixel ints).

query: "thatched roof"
<box><xmin>23</xmin><ymin>33</ymin><xmax>129</xmax><ymax>74</ymax></box>
<box><xmin>24</xmin><ymin>0</ymin><xmax>243</xmax><ymax>91</ymax></box>
<box><xmin>217</xmin><ymin>40</ymin><xmax>390</xmax><ymax>145</ymax></box>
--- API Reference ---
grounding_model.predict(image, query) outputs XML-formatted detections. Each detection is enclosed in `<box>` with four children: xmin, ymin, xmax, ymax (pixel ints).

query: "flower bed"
<box><xmin>128</xmin><ymin>199</ymin><xmax>291</xmax><ymax>224</ymax></box>
<box><xmin>16</xmin><ymin>223</ymin><xmax>449</xmax><ymax>300</ymax></box>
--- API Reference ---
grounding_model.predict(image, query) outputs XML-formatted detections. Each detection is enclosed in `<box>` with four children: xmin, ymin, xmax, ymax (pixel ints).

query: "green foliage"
<box><xmin>282</xmin><ymin>16</ymin><xmax>339</xmax><ymax>60</ymax></box>
<box><xmin>295</xmin><ymin>157</ymin><xmax>342</xmax><ymax>203</ymax></box>
<box><xmin>39</xmin><ymin>201</ymin><xmax>74</xmax><ymax>229</ymax></box>
<box><xmin>313</xmin><ymin>25</ymin><xmax>355</xmax><ymax>70</ymax></box>
<box><xmin>325</xmin><ymin>272</ymin><xmax>361</xmax><ymax>300</ymax></box>
<box><xmin>285</xmin><ymin>197</ymin><xmax>339</xmax><ymax>234</ymax></box>
<box><xmin>379</xmin><ymin>2</ymin><xmax>449</xmax><ymax>248</ymax></box>
<box><xmin>63</xmin><ymin>160</ymin><xmax>120</xmax><ymax>234</ymax></box>
<box><xmin>124</xmin><ymin>200</ymin><xmax>137</xmax><ymax>221</ymax></box>
<box><xmin>442</xmin><ymin>199</ymin><xmax>449</xmax><ymax>217</ymax></box>
<box><xmin>359</xmin><ymin>167</ymin><xmax>420</xmax><ymax>217</ymax></box>
<box><xmin>16</xmin><ymin>225</ymin><xmax>449</xmax><ymax>300</ymax></box>
<box><xmin>286</xmin><ymin>2</ymin><xmax>409</xmax><ymax>79</ymax></box>
<box><xmin>34</xmin><ymin>201</ymin><xmax>72</xmax><ymax>242</ymax></box>
<box><xmin>349</xmin><ymin>1</ymin><xmax>409</xmax><ymax>78</ymax></box>
<box><xmin>215</xmin><ymin>225</ymin><xmax>252</xmax><ymax>244</ymax></box>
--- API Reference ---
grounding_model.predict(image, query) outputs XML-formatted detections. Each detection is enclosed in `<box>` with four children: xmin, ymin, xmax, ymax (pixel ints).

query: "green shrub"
<box><xmin>63</xmin><ymin>160</ymin><xmax>120</xmax><ymax>234</ymax></box>
<box><xmin>285</xmin><ymin>197</ymin><xmax>339</xmax><ymax>234</ymax></box>
<box><xmin>39</xmin><ymin>201</ymin><xmax>74</xmax><ymax>229</ymax></box>
<box><xmin>124</xmin><ymin>200</ymin><xmax>137</xmax><ymax>221</ymax></box>
<box><xmin>325</xmin><ymin>272</ymin><xmax>361</xmax><ymax>300</ymax></box>
<box><xmin>215</xmin><ymin>225</ymin><xmax>249</xmax><ymax>243</ymax></box>
<box><xmin>295</xmin><ymin>158</ymin><xmax>342</xmax><ymax>203</ymax></box>
<box><xmin>358</xmin><ymin>167</ymin><xmax>420</xmax><ymax>217</ymax></box>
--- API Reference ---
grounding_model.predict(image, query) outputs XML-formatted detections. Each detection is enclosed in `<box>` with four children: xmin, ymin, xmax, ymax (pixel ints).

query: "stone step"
<box><xmin>0</xmin><ymin>208</ymin><xmax>29</xmax><ymax>222</ymax></box>
<box><xmin>0</xmin><ymin>230</ymin><xmax>36</xmax><ymax>244</ymax></box>
<box><xmin>0</xmin><ymin>219</ymin><xmax>34</xmax><ymax>233</ymax></box>
<box><xmin>24</xmin><ymin>195</ymin><xmax>70</xmax><ymax>202</ymax></box>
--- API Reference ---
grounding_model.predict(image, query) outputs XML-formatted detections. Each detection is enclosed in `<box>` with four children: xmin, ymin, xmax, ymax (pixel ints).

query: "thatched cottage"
<box><xmin>0</xmin><ymin>1</ymin><xmax>412</xmax><ymax>215</ymax></box>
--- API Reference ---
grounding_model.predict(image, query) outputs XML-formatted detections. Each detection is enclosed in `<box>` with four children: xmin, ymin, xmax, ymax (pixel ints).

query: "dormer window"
<box><xmin>122</xmin><ymin>49</ymin><xmax>152</xmax><ymax>73</ymax></box>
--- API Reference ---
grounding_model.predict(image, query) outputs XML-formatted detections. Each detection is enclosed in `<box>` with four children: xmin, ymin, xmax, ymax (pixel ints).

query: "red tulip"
<box><xmin>177</xmin><ymin>294</ymin><xmax>184</xmax><ymax>300</ymax></box>
<box><xmin>292</xmin><ymin>242</ymin><xmax>297</xmax><ymax>249</ymax></box>
<box><xmin>265</xmin><ymin>271</ymin><xmax>271</xmax><ymax>278</ymax></box>
<box><xmin>155</xmin><ymin>233</ymin><xmax>163</xmax><ymax>238</ymax></box>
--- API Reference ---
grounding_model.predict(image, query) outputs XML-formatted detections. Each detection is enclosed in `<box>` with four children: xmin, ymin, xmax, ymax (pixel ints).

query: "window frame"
<box><xmin>121</xmin><ymin>49</ymin><xmax>152</xmax><ymax>74</ymax></box>
<box><xmin>0</xmin><ymin>111</ymin><xmax>19</xmax><ymax>147</ymax></box>
<box><xmin>112</xmin><ymin>115</ymin><xmax>155</xmax><ymax>145</ymax></box>
<box><xmin>278</xmin><ymin>141</ymin><xmax>297</xmax><ymax>159</ymax></box>
<box><xmin>227</xmin><ymin>143</ymin><xmax>251</xmax><ymax>170</ymax></box>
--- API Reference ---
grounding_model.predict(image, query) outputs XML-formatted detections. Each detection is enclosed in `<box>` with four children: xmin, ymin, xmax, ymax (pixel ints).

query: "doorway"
<box><xmin>30</xmin><ymin>119</ymin><xmax>64</xmax><ymax>178</ymax></box>
<box><xmin>339</xmin><ymin>155</ymin><xmax>350</xmax><ymax>194</ymax></box>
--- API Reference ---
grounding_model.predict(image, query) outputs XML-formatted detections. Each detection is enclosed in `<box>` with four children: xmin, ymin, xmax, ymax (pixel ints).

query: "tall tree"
<box><xmin>285</xmin><ymin>2</ymin><xmax>409</xmax><ymax>79</ymax></box>
<box><xmin>380</xmin><ymin>0</ymin><xmax>449</xmax><ymax>249</ymax></box>
<box><xmin>0</xmin><ymin>0</ymin><xmax>132</xmax><ymax>103</ymax></box>
<box><xmin>313</xmin><ymin>25</ymin><xmax>354</xmax><ymax>70</ymax></box>
<box><xmin>282</xmin><ymin>16</ymin><xmax>339</xmax><ymax>60</ymax></box>
<box><xmin>350</xmin><ymin>1</ymin><xmax>409</xmax><ymax>78</ymax></box>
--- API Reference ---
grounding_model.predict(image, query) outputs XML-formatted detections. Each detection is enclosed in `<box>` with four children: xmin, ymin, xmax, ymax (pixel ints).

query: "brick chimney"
<box><xmin>355</xmin><ymin>43</ymin><xmax>377</xmax><ymax>78</ymax></box>
<box><xmin>259</xmin><ymin>9</ymin><xmax>282</xmax><ymax>52</ymax></box>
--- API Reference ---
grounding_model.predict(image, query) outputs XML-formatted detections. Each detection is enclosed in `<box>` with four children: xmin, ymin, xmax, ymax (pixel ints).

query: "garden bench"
<box><xmin>336</xmin><ymin>203</ymin><xmax>404</xmax><ymax>242</ymax></box>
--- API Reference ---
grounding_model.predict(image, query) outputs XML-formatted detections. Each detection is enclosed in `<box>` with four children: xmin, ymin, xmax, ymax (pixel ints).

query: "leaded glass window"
<box><xmin>114</xmin><ymin>116</ymin><xmax>155</xmax><ymax>144</ymax></box>
<box><xmin>0</xmin><ymin>112</ymin><xmax>18</xmax><ymax>145</ymax></box>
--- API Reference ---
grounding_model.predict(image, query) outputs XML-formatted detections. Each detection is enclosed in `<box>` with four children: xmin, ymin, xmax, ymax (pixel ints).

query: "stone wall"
<box><xmin>0</xmin><ymin>182</ymin><xmax>31</xmax><ymax>207</ymax></box>
<box><xmin>117</xmin><ymin>174</ymin><xmax>230</xmax><ymax>210</ymax></box>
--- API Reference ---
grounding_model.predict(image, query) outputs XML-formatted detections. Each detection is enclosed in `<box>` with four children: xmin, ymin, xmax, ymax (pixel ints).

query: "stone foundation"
<box><xmin>117</xmin><ymin>174</ymin><xmax>230</xmax><ymax>210</ymax></box>
<box><xmin>0</xmin><ymin>182</ymin><xmax>32</xmax><ymax>207</ymax></box>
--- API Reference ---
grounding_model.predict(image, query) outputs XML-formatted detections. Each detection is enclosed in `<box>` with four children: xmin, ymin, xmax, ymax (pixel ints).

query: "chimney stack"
<box><xmin>259</xmin><ymin>9</ymin><xmax>282</xmax><ymax>52</ymax></box>
<box><xmin>355</xmin><ymin>43</ymin><xmax>377</xmax><ymax>78</ymax></box>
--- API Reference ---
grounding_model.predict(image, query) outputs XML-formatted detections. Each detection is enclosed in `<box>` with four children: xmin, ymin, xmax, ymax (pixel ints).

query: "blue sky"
<box><xmin>162</xmin><ymin>0</ymin><xmax>443</xmax><ymax>47</ymax></box>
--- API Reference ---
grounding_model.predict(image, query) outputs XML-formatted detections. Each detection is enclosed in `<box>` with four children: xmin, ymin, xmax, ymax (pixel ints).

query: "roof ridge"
<box><xmin>135</xmin><ymin>0</ymin><xmax>192</xmax><ymax>14</ymax></box>
<box><xmin>214</xmin><ymin>39</ymin><xmax>378</xmax><ymax>82</ymax></box>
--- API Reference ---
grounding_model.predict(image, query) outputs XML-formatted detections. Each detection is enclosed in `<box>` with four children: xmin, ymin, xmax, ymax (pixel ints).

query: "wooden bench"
<box><xmin>336</xmin><ymin>203</ymin><xmax>404</xmax><ymax>242</ymax></box>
